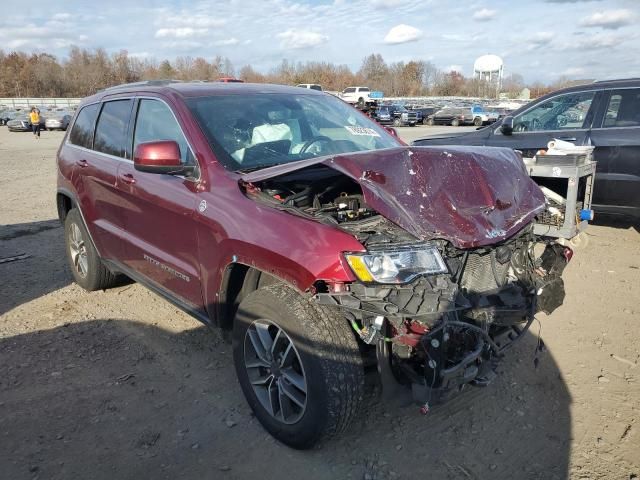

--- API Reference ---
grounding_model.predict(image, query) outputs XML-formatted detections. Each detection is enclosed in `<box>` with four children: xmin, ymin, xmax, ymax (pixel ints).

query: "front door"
<box><xmin>486</xmin><ymin>90</ymin><xmax>599</xmax><ymax>157</ymax></box>
<box><xmin>117</xmin><ymin>97</ymin><xmax>203</xmax><ymax>308</ymax></box>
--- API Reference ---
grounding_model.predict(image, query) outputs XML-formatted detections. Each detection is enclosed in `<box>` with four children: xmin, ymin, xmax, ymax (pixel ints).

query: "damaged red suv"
<box><xmin>56</xmin><ymin>82</ymin><xmax>571</xmax><ymax>448</ymax></box>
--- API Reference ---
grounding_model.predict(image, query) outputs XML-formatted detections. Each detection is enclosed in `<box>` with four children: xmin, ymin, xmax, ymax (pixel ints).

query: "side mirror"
<box><xmin>134</xmin><ymin>141</ymin><xmax>195</xmax><ymax>176</ymax></box>
<box><xmin>384</xmin><ymin>126</ymin><xmax>399</xmax><ymax>137</ymax></box>
<box><xmin>500</xmin><ymin>116</ymin><xmax>514</xmax><ymax>136</ymax></box>
<box><xmin>384</xmin><ymin>126</ymin><xmax>407</xmax><ymax>146</ymax></box>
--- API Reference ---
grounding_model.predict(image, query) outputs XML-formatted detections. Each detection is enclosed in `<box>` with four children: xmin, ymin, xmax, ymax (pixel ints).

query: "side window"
<box><xmin>344</xmin><ymin>87</ymin><xmax>356</xmax><ymax>93</ymax></box>
<box><xmin>133</xmin><ymin>99</ymin><xmax>192</xmax><ymax>164</ymax></box>
<box><xmin>94</xmin><ymin>100</ymin><xmax>133</xmax><ymax>158</ymax></box>
<box><xmin>602</xmin><ymin>89</ymin><xmax>640</xmax><ymax>128</ymax></box>
<box><xmin>514</xmin><ymin>91</ymin><xmax>595</xmax><ymax>132</ymax></box>
<box><xmin>359</xmin><ymin>87</ymin><xmax>370</xmax><ymax>92</ymax></box>
<box><xmin>69</xmin><ymin>104</ymin><xmax>99</xmax><ymax>149</ymax></box>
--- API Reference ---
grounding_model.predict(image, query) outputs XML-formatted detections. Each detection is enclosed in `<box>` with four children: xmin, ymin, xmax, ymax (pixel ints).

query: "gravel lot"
<box><xmin>1</xmin><ymin>126</ymin><xmax>639</xmax><ymax>480</ymax></box>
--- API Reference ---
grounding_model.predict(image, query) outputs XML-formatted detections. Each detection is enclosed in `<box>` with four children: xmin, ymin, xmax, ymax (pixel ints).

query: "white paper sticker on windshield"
<box><xmin>344</xmin><ymin>126</ymin><xmax>380</xmax><ymax>137</ymax></box>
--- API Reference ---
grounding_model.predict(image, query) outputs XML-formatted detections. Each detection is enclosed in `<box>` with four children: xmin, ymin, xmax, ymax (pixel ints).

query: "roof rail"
<box><xmin>593</xmin><ymin>78</ymin><xmax>640</xmax><ymax>84</ymax></box>
<box><xmin>101</xmin><ymin>79</ymin><xmax>183</xmax><ymax>92</ymax></box>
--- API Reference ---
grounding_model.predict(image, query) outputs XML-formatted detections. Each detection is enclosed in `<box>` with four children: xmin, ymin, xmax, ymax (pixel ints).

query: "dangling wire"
<box><xmin>532</xmin><ymin>316</ymin><xmax>545</xmax><ymax>369</ymax></box>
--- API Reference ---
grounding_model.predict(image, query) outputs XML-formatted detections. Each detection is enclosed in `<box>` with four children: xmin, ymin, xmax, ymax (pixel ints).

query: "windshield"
<box><xmin>186</xmin><ymin>93</ymin><xmax>400</xmax><ymax>172</ymax></box>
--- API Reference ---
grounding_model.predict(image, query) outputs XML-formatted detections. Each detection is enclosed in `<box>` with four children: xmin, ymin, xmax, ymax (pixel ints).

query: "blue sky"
<box><xmin>1</xmin><ymin>0</ymin><xmax>638</xmax><ymax>82</ymax></box>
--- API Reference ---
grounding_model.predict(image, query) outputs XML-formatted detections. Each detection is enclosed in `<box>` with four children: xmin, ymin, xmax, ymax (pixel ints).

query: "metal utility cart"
<box><xmin>524</xmin><ymin>155</ymin><xmax>597</xmax><ymax>240</ymax></box>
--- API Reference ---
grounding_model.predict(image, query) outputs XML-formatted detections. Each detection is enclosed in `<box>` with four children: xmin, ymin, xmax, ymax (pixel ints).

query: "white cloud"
<box><xmin>214</xmin><ymin>38</ymin><xmax>240</xmax><ymax>46</ymax></box>
<box><xmin>527</xmin><ymin>31</ymin><xmax>555</xmax><ymax>50</ymax></box>
<box><xmin>51</xmin><ymin>13</ymin><xmax>72</xmax><ymax>21</ymax></box>
<box><xmin>276</xmin><ymin>29</ymin><xmax>328</xmax><ymax>49</ymax></box>
<box><xmin>155</xmin><ymin>12</ymin><xmax>225</xmax><ymax>28</ymax></box>
<box><xmin>579</xmin><ymin>9</ymin><xmax>635</xmax><ymax>29</ymax></box>
<box><xmin>155</xmin><ymin>28</ymin><xmax>208</xmax><ymax>39</ymax></box>
<box><xmin>562</xmin><ymin>33</ymin><xmax>625</xmax><ymax>50</ymax></box>
<box><xmin>383</xmin><ymin>24</ymin><xmax>422</xmax><ymax>44</ymax></box>
<box><xmin>129</xmin><ymin>51</ymin><xmax>151</xmax><ymax>59</ymax></box>
<box><xmin>473</xmin><ymin>8</ymin><xmax>496</xmax><ymax>21</ymax></box>
<box><xmin>371</xmin><ymin>0</ymin><xmax>411</xmax><ymax>8</ymax></box>
<box><xmin>561</xmin><ymin>67</ymin><xmax>586</xmax><ymax>76</ymax></box>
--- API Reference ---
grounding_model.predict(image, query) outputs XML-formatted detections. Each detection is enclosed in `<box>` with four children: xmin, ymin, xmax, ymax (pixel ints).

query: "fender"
<box><xmin>56</xmin><ymin>187</ymin><xmax>103</xmax><ymax>258</ymax></box>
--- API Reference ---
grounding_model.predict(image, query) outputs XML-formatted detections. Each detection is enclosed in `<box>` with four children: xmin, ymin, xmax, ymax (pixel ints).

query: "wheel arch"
<box><xmin>56</xmin><ymin>188</ymin><xmax>77</xmax><ymax>223</ymax></box>
<box><xmin>56</xmin><ymin>187</ymin><xmax>102</xmax><ymax>258</ymax></box>
<box><xmin>216</xmin><ymin>263</ymin><xmax>282</xmax><ymax>330</ymax></box>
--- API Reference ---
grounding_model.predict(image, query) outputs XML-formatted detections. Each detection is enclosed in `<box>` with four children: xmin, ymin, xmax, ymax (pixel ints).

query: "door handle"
<box><xmin>120</xmin><ymin>173</ymin><xmax>136</xmax><ymax>185</ymax></box>
<box><xmin>76</xmin><ymin>159</ymin><xmax>89</xmax><ymax>168</ymax></box>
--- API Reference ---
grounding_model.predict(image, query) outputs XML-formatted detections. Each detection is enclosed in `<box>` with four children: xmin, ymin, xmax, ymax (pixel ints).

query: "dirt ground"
<box><xmin>1</xmin><ymin>126</ymin><xmax>639</xmax><ymax>480</ymax></box>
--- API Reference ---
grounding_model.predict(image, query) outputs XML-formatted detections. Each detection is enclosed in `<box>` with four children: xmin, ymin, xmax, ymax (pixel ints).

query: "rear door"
<box><xmin>68</xmin><ymin>99</ymin><xmax>133</xmax><ymax>260</ymax></box>
<box><xmin>588</xmin><ymin>88</ymin><xmax>640</xmax><ymax>217</ymax></box>
<box><xmin>117</xmin><ymin>97</ymin><xmax>203</xmax><ymax>307</ymax></box>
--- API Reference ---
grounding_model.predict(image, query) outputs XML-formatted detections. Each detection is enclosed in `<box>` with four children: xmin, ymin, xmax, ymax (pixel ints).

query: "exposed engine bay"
<box><xmin>241</xmin><ymin>161</ymin><xmax>572</xmax><ymax>405</ymax></box>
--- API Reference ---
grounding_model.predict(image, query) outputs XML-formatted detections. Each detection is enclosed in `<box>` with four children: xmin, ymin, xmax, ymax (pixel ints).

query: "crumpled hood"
<box><xmin>242</xmin><ymin>146</ymin><xmax>545</xmax><ymax>249</ymax></box>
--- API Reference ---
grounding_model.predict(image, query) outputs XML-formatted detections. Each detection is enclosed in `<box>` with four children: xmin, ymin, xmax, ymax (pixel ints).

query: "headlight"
<box><xmin>345</xmin><ymin>245</ymin><xmax>448</xmax><ymax>284</ymax></box>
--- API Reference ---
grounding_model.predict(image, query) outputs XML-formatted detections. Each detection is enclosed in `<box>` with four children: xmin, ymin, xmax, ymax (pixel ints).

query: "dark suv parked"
<box><xmin>57</xmin><ymin>82</ymin><xmax>573</xmax><ymax>448</ymax></box>
<box><xmin>373</xmin><ymin>104</ymin><xmax>418</xmax><ymax>126</ymax></box>
<box><xmin>426</xmin><ymin>107</ymin><xmax>473</xmax><ymax>126</ymax></box>
<box><xmin>414</xmin><ymin>78</ymin><xmax>640</xmax><ymax>220</ymax></box>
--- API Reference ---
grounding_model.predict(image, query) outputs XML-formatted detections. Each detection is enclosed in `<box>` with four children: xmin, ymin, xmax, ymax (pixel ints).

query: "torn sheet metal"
<box><xmin>242</xmin><ymin>146</ymin><xmax>545</xmax><ymax>249</ymax></box>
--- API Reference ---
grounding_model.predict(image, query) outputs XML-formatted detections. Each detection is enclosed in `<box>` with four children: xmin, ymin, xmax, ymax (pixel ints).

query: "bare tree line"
<box><xmin>0</xmin><ymin>47</ymin><xmax>563</xmax><ymax>99</ymax></box>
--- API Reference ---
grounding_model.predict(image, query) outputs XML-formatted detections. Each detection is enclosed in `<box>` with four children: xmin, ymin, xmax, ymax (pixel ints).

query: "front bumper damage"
<box><xmin>316</xmin><ymin>232</ymin><xmax>572</xmax><ymax>404</ymax></box>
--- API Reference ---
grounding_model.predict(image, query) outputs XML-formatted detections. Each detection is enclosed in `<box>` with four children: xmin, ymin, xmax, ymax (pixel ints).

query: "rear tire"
<box><xmin>232</xmin><ymin>284</ymin><xmax>365</xmax><ymax>449</ymax></box>
<box><xmin>64</xmin><ymin>208</ymin><xmax>119</xmax><ymax>291</ymax></box>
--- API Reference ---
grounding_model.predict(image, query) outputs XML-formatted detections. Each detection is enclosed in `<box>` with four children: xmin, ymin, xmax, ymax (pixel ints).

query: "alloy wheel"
<box><xmin>69</xmin><ymin>223</ymin><xmax>88</xmax><ymax>278</ymax></box>
<box><xmin>243</xmin><ymin>319</ymin><xmax>307</xmax><ymax>424</ymax></box>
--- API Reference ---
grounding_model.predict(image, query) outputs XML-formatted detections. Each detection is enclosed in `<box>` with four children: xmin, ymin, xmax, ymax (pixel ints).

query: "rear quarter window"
<box><xmin>69</xmin><ymin>104</ymin><xmax>99</xmax><ymax>149</ymax></box>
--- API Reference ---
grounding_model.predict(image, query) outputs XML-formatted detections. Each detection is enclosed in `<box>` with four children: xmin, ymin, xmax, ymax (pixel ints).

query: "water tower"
<box><xmin>473</xmin><ymin>54</ymin><xmax>504</xmax><ymax>96</ymax></box>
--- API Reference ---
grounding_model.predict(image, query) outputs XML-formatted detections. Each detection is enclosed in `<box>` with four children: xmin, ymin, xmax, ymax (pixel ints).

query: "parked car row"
<box><xmin>424</xmin><ymin>105</ymin><xmax>499</xmax><ymax>127</ymax></box>
<box><xmin>3</xmin><ymin>109</ymin><xmax>72</xmax><ymax>132</ymax></box>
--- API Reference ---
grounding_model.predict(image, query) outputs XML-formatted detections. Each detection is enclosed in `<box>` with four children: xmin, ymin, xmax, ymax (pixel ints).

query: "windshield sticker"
<box><xmin>344</xmin><ymin>126</ymin><xmax>380</xmax><ymax>137</ymax></box>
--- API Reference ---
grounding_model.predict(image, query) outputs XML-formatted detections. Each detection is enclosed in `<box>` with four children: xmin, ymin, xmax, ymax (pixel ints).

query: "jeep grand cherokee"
<box><xmin>56</xmin><ymin>81</ymin><xmax>572</xmax><ymax>448</ymax></box>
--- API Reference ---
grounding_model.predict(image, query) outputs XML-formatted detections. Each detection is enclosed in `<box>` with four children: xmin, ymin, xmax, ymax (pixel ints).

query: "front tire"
<box><xmin>233</xmin><ymin>284</ymin><xmax>365</xmax><ymax>449</ymax></box>
<box><xmin>474</xmin><ymin>117</ymin><xmax>482</xmax><ymax>127</ymax></box>
<box><xmin>426</xmin><ymin>118</ymin><xmax>434</xmax><ymax>126</ymax></box>
<box><xmin>64</xmin><ymin>208</ymin><xmax>119</xmax><ymax>291</ymax></box>
<box><xmin>451</xmin><ymin>118</ymin><xmax>460</xmax><ymax>127</ymax></box>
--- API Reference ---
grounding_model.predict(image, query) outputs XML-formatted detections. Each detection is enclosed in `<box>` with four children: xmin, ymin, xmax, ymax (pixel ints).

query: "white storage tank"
<box><xmin>473</xmin><ymin>54</ymin><xmax>504</xmax><ymax>91</ymax></box>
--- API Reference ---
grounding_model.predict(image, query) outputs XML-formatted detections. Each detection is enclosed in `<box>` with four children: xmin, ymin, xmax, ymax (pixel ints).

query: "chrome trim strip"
<box><xmin>591</xmin><ymin>125</ymin><xmax>640</xmax><ymax>131</ymax></box>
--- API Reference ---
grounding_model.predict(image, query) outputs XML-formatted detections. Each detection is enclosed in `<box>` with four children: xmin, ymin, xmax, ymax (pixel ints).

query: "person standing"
<box><xmin>29</xmin><ymin>107</ymin><xmax>41</xmax><ymax>139</ymax></box>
